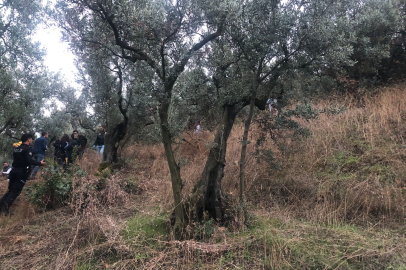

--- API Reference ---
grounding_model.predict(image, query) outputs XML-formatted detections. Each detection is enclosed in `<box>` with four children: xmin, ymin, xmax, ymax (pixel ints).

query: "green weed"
<box><xmin>122</xmin><ymin>213</ymin><xmax>168</xmax><ymax>241</ymax></box>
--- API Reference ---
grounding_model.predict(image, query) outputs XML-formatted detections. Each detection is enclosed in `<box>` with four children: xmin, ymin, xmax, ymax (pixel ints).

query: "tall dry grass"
<box><xmin>245</xmin><ymin>85</ymin><xmax>406</xmax><ymax>225</ymax></box>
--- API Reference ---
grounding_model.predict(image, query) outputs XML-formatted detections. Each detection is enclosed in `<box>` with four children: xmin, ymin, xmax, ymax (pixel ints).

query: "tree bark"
<box><xmin>191</xmin><ymin>104</ymin><xmax>242</xmax><ymax>222</ymax></box>
<box><xmin>159</xmin><ymin>100</ymin><xmax>185</xmax><ymax>239</ymax></box>
<box><xmin>103</xmin><ymin>120</ymin><xmax>127</xmax><ymax>164</ymax></box>
<box><xmin>187</xmin><ymin>95</ymin><xmax>268</xmax><ymax>225</ymax></box>
<box><xmin>239</xmin><ymin>91</ymin><xmax>257</xmax><ymax>204</ymax></box>
<box><xmin>103</xmin><ymin>63</ymin><xmax>129</xmax><ymax>164</ymax></box>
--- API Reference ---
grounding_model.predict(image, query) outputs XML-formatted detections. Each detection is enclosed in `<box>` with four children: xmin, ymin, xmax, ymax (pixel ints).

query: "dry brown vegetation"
<box><xmin>1</xmin><ymin>85</ymin><xmax>406</xmax><ymax>269</ymax></box>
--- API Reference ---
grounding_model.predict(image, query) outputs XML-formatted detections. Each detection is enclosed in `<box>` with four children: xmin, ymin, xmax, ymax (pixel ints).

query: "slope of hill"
<box><xmin>1</xmin><ymin>85</ymin><xmax>406</xmax><ymax>269</ymax></box>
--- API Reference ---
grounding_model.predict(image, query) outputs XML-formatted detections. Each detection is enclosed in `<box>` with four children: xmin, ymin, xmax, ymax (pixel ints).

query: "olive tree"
<box><xmin>77</xmin><ymin>51</ymin><xmax>155</xmax><ymax>163</ymax></box>
<box><xmin>52</xmin><ymin>0</ymin><xmax>402</xmax><ymax>236</ymax></box>
<box><xmin>54</xmin><ymin>0</ymin><xmax>236</xmax><ymax>238</ymax></box>
<box><xmin>0</xmin><ymin>0</ymin><xmax>63</xmax><ymax>159</ymax></box>
<box><xmin>188</xmin><ymin>0</ymin><xmax>377</xmax><ymax>224</ymax></box>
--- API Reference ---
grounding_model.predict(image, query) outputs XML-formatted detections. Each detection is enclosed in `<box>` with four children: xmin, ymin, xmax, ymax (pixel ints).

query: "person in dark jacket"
<box><xmin>30</xmin><ymin>131</ymin><xmax>48</xmax><ymax>179</ymax></box>
<box><xmin>60</xmin><ymin>134</ymin><xmax>70</xmax><ymax>165</ymax></box>
<box><xmin>66</xmin><ymin>133</ymin><xmax>80</xmax><ymax>164</ymax></box>
<box><xmin>53</xmin><ymin>139</ymin><xmax>62</xmax><ymax>164</ymax></box>
<box><xmin>0</xmin><ymin>134</ymin><xmax>45</xmax><ymax>214</ymax></box>
<box><xmin>93</xmin><ymin>126</ymin><xmax>105</xmax><ymax>156</ymax></box>
<box><xmin>72</xmin><ymin>130</ymin><xmax>87</xmax><ymax>159</ymax></box>
<box><xmin>53</xmin><ymin>134</ymin><xmax>70</xmax><ymax>165</ymax></box>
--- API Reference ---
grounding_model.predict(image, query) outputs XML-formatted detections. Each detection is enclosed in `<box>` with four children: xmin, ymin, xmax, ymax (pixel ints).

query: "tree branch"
<box><xmin>174</xmin><ymin>14</ymin><xmax>228</xmax><ymax>79</ymax></box>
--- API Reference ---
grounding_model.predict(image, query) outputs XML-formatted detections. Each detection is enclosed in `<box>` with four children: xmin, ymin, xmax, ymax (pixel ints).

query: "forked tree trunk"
<box><xmin>191</xmin><ymin>104</ymin><xmax>242</xmax><ymax>221</ymax></box>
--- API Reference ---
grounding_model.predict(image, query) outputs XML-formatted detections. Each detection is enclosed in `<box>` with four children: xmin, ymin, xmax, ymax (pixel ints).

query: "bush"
<box><xmin>194</xmin><ymin>218</ymin><xmax>215</xmax><ymax>240</ymax></box>
<box><xmin>119</xmin><ymin>177</ymin><xmax>139</xmax><ymax>194</ymax></box>
<box><xmin>25</xmin><ymin>165</ymin><xmax>87</xmax><ymax>210</ymax></box>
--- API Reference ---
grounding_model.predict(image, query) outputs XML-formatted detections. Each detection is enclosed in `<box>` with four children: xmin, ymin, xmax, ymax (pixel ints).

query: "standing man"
<box><xmin>73</xmin><ymin>130</ymin><xmax>87</xmax><ymax>159</ymax></box>
<box><xmin>30</xmin><ymin>131</ymin><xmax>48</xmax><ymax>179</ymax></box>
<box><xmin>194</xmin><ymin>121</ymin><xmax>202</xmax><ymax>134</ymax></box>
<box><xmin>93</xmin><ymin>126</ymin><xmax>106</xmax><ymax>156</ymax></box>
<box><xmin>66</xmin><ymin>133</ymin><xmax>79</xmax><ymax>164</ymax></box>
<box><xmin>0</xmin><ymin>134</ymin><xmax>45</xmax><ymax>214</ymax></box>
<box><xmin>266</xmin><ymin>97</ymin><xmax>278</xmax><ymax>115</ymax></box>
<box><xmin>2</xmin><ymin>162</ymin><xmax>12</xmax><ymax>182</ymax></box>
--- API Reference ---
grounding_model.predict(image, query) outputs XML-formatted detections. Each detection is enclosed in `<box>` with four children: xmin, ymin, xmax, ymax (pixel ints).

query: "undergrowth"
<box><xmin>25</xmin><ymin>164</ymin><xmax>87</xmax><ymax>210</ymax></box>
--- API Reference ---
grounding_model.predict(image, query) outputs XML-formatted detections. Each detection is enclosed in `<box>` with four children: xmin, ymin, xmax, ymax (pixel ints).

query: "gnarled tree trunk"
<box><xmin>103</xmin><ymin>65</ymin><xmax>129</xmax><ymax>164</ymax></box>
<box><xmin>187</xmin><ymin>97</ymin><xmax>268</xmax><ymax>225</ymax></box>
<box><xmin>103</xmin><ymin>120</ymin><xmax>127</xmax><ymax>164</ymax></box>
<box><xmin>191</xmin><ymin>104</ymin><xmax>242</xmax><ymax>222</ymax></box>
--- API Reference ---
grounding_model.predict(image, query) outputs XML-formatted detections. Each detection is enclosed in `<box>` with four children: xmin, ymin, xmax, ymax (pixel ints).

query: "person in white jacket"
<box><xmin>2</xmin><ymin>162</ymin><xmax>12</xmax><ymax>182</ymax></box>
<box><xmin>266</xmin><ymin>98</ymin><xmax>278</xmax><ymax>114</ymax></box>
<box><xmin>194</xmin><ymin>121</ymin><xmax>202</xmax><ymax>134</ymax></box>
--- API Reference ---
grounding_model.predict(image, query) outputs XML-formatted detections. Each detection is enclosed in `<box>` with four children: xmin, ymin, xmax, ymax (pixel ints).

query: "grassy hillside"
<box><xmin>1</xmin><ymin>85</ymin><xmax>406</xmax><ymax>269</ymax></box>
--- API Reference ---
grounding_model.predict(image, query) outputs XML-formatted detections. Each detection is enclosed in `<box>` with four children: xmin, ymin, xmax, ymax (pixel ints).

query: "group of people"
<box><xmin>0</xmin><ymin>126</ymin><xmax>106</xmax><ymax>215</ymax></box>
<box><xmin>53</xmin><ymin>126</ymin><xmax>105</xmax><ymax>165</ymax></box>
<box><xmin>53</xmin><ymin>130</ymin><xmax>88</xmax><ymax>166</ymax></box>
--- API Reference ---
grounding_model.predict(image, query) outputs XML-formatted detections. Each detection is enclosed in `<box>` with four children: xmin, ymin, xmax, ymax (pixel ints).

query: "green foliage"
<box><xmin>322</xmin><ymin>104</ymin><xmax>347</xmax><ymax>115</ymax></box>
<box><xmin>345</xmin><ymin>0</ymin><xmax>403</xmax><ymax>82</ymax></box>
<box><xmin>25</xmin><ymin>165</ymin><xmax>87</xmax><ymax>210</ymax></box>
<box><xmin>0</xmin><ymin>0</ymin><xmax>70</xmax><ymax>161</ymax></box>
<box><xmin>194</xmin><ymin>218</ymin><xmax>215</xmax><ymax>240</ymax></box>
<box><xmin>285</xmin><ymin>103</ymin><xmax>319</xmax><ymax>119</ymax></box>
<box><xmin>96</xmin><ymin>177</ymin><xmax>107</xmax><ymax>191</ymax></box>
<box><xmin>96</xmin><ymin>162</ymin><xmax>122</xmax><ymax>176</ymax></box>
<box><xmin>99</xmin><ymin>168</ymin><xmax>112</xmax><ymax>179</ymax></box>
<box><xmin>335</xmin><ymin>152</ymin><xmax>361</xmax><ymax>173</ymax></box>
<box><xmin>122</xmin><ymin>213</ymin><xmax>168</xmax><ymax>241</ymax></box>
<box><xmin>97</xmin><ymin>162</ymin><xmax>110</xmax><ymax>172</ymax></box>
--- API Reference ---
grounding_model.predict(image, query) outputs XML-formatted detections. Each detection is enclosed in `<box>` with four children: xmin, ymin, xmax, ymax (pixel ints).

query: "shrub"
<box><xmin>97</xmin><ymin>162</ymin><xmax>110</xmax><ymax>172</ymax></box>
<box><xmin>194</xmin><ymin>218</ymin><xmax>215</xmax><ymax>240</ymax></box>
<box><xmin>25</xmin><ymin>165</ymin><xmax>87</xmax><ymax>210</ymax></box>
<box><xmin>119</xmin><ymin>177</ymin><xmax>139</xmax><ymax>194</ymax></box>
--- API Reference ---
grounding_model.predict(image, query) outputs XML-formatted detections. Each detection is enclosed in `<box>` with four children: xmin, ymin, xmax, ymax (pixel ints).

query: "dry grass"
<box><xmin>300</xmin><ymin>85</ymin><xmax>406</xmax><ymax>221</ymax></box>
<box><xmin>244</xmin><ymin>84</ymin><xmax>406</xmax><ymax>225</ymax></box>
